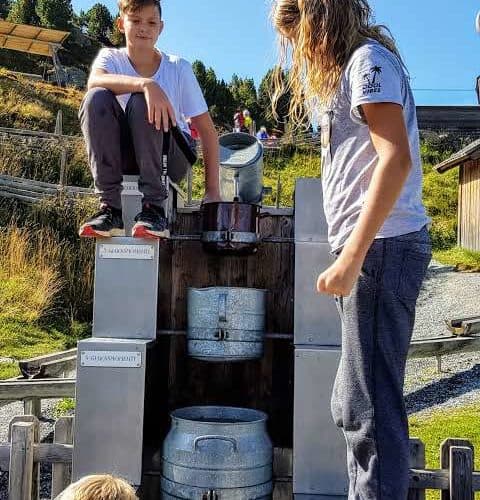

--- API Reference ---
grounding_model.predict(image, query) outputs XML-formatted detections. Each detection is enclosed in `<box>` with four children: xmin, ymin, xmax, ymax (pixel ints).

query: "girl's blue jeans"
<box><xmin>332</xmin><ymin>226</ymin><xmax>431</xmax><ymax>500</ymax></box>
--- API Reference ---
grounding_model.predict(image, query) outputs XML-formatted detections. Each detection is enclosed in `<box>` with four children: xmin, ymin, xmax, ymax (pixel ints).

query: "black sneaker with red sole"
<box><xmin>79</xmin><ymin>205</ymin><xmax>125</xmax><ymax>238</ymax></box>
<box><xmin>132</xmin><ymin>203</ymin><xmax>170</xmax><ymax>239</ymax></box>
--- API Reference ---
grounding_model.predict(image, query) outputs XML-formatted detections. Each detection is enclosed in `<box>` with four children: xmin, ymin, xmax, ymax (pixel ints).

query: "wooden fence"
<box><xmin>0</xmin><ymin>173</ymin><xmax>93</xmax><ymax>204</ymax></box>
<box><xmin>0</xmin><ymin>416</ymin><xmax>73</xmax><ymax>500</ymax></box>
<box><xmin>0</xmin><ymin>417</ymin><xmax>479</xmax><ymax>500</ymax></box>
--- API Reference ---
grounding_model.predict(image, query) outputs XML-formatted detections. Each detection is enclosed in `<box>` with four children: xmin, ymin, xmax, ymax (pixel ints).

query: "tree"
<box><xmin>86</xmin><ymin>3</ymin><xmax>112</xmax><ymax>43</ymax></box>
<box><xmin>35</xmin><ymin>0</ymin><xmax>72</xmax><ymax>29</ymax></box>
<box><xmin>108</xmin><ymin>14</ymin><xmax>124</xmax><ymax>47</ymax></box>
<box><xmin>258</xmin><ymin>68</ymin><xmax>291</xmax><ymax>132</ymax></box>
<box><xmin>73</xmin><ymin>8</ymin><xmax>88</xmax><ymax>30</ymax></box>
<box><xmin>192</xmin><ymin>60</ymin><xmax>237</xmax><ymax>128</ymax></box>
<box><xmin>229</xmin><ymin>75</ymin><xmax>260</xmax><ymax>120</ymax></box>
<box><xmin>192</xmin><ymin>60</ymin><xmax>207</xmax><ymax>86</ymax></box>
<box><xmin>0</xmin><ymin>0</ymin><xmax>10</xmax><ymax>18</ymax></box>
<box><xmin>7</xmin><ymin>0</ymin><xmax>37</xmax><ymax>24</ymax></box>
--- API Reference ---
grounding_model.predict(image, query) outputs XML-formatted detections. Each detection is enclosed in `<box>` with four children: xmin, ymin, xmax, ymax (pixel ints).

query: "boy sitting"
<box><xmin>79</xmin><ymin>0</ymin><xmax>220</xmax><ymax>239</ymax></box>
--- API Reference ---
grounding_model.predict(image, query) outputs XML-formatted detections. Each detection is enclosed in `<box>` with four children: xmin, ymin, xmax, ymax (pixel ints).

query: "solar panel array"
<box><xmin>0</xmin><ymin>20</ymin><xmax>69</xmax><ymax>57</ymax></box>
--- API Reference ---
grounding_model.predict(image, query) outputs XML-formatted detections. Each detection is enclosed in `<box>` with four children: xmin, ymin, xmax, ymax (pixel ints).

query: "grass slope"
<box><xmin>0</xmin><ymin>68</ymin><xmax>83</xmax><ymax>134</ymax></box>
<box><xmin>0</xmin><ymin>226</ymin><xmax>88</xmax><ymax>379</ymax></box>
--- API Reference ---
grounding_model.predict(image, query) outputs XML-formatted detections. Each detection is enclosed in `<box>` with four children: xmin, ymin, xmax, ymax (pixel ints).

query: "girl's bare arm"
<box><xmin>317</xmin><ymin>102</ymin><xmax>412</xmax><ymax>296</ymax></box>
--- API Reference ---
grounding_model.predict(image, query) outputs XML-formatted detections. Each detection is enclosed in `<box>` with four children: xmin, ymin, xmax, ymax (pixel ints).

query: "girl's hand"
<box><xmin>142</xmin><ymin>79</ymin><xmax>176</xmax><ymax>132</ymax></box>
<box><xmin>316</xmin><ymin>253</ymin><xmax>364</xmax><ymax>297</ymax></box>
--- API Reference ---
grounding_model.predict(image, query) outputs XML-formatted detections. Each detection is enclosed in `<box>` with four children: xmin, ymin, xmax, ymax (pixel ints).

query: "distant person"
<box><xmin>243</xmin><ymin>109</ymin><xmax>253</xmax><ymax>134</ymax></box>
<box><xmin>257</xmin><ymin>126</ymin><xmax>269</xmax><ymax>140</ymax></box>
<box><xmin>187</xmin><ymin>117</ymin><xmax>200</xmax><ymax>141</ymax></box>
<box><xmin>55</xmin><ymin>474</ymin><xmax>138</xmax><ymax>500</ymax></box>
<box><xmin>233</xmin><ymin>107</ymin><xmax>244</xmax><ymax>132</ymax></box>
<box><xmin>78</xmin><ymin>0</ymin><xmax>220</xmax><ymax>239</ymax></box>
<box><xmin>272</xmin><ymin>0</ymin><xmax>431</xmax><ymax>499</ymax></box>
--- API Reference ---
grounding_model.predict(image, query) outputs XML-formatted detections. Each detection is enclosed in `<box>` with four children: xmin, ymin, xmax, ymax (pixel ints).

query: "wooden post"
<box><xmin>9</xmin><ymin>421</ymin><xmax>35</xmax><ymax>500</ymax></box>
<box><xmin>441</xmin><ymin>439</ymin><xmax>475</xmax><ymax>500</ymax></box>
<box><xmin>51</xmin><ymin>416</ymin><xmax>74</xmax><ymax>499</ymax></box>
<box><xmin>24</xmin><ymin>398</ymin><xmax>41</xmax><ymax>419</ymax></box>
<box><xmin>55</xmin><ymin>110</ymin><xmax>67</xmax><ymax>187</ymax></box>
<box><xmin>276</xmin><ymin>174</ymin><xmax>282</xmax><ymax>209</ymax></box>
<box><xmin>408</xmin><ymin>438</ymin><xmax>426</xmax><ymax>500</ymax></box>
<box><xmin>9</xmin><ymin>416</ymin><xmax>40</xmax><ymax>500</ymax></box>
<box><xmin>187</xmin><ymin>165</ymin><xmax>193</xmax><ymax>205</ymax></box>
<box><xmin>450</xmin><ymin>446</ymin><xmax>473</xmax><ymax>500</ymax></box>
<box><xmin>436</xmin><ymin>355</ymin><xmax>443</xmax><ymax>373</ymax></box>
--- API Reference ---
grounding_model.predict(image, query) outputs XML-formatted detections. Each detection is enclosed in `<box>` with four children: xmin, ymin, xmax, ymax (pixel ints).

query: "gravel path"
<box><xmin>0</xmin><ymin>260</ymin><xmax>479</xmax><ymax>497</ymax></box>
<box><xmin>405</xmin><ymin>260</ymin><xmax>480</xmax><ymax>415</ymax></box>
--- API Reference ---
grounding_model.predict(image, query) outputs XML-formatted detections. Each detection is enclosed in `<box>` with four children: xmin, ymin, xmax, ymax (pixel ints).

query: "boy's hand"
<box><xmin>142</xmin><ymin>79</ymin><xmax>176</xmax><ymax>132</ymax></box>
<box><xmin>316</xmin><ymin>253</ymin><xmax>364</xmax><ymax>297</ymax></box>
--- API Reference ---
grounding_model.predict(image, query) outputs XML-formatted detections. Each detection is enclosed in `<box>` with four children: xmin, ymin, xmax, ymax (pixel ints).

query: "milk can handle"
<box><xmin>233</xmin><ymin>172</ymin><xmax>240</xmax><ymax>201</ymax></box>
<box><xmin>218</xmin><ymin>293</ymin><xmax>228</xmax><ymax>323</ymax></box>
<box><xmin>194</xmin><ymin>435</ymin><xmax>238</xmax><ymax>452</ymax></box>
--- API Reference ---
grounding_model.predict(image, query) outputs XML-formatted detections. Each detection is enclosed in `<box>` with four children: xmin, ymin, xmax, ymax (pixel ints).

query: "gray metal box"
<box><xmin>73</xmin><ymin>338</ymin><xmax>154</xmax><ymax>485</ymax></box>
<box><xmin>93</xmin><ymin>238</ymin><xmax>159</xmax><ymax>339</ymax></box>
<box><xmin>294</xmin><ymin>348</ymin><xmax>348</xmax><ymax>497</ymax></box>
<box><xmin>121</xmin><ymin>175</ymin><xmax>143</xmax><ymax>236</ymax></box>
<box><xmin>294</xmin><ymin>242</ymin><xmax>341</xmax><ymax>346</ymax></box>
<box><xmin>294</xmin><ymin>178</ymin><xmax>328</xmax><ymax>243</ymax></box>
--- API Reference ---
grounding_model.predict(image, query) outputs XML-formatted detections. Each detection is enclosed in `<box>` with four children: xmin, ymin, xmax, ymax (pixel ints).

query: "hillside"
<box><xmin>0</xmin><ymin>68</ymin><xmax>83</xmax><ymax>134</ymax></box>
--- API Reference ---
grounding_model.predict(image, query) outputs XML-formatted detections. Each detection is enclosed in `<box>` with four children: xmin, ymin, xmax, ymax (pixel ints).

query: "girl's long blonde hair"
<box><xmin>271</xmin><ymin>0</ymin><xmax>401</xmax><ymax>128</ymax></box>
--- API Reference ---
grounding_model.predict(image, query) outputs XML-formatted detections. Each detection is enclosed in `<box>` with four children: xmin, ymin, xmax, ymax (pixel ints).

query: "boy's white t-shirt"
<box><xmin>91</xmin><ymin>47</ymin><xmax>208</xmax><ymax>135</ymax></box>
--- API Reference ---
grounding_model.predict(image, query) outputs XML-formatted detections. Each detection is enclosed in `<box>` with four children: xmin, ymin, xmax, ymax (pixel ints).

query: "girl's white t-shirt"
<box><xmin>319</xmin><ymin>40</ymin><xmax>430</xmax><ymax>252</ymax></box>
<box><xmin>91</xmin><ymin>47</ymin><xmax>208</xmax><ymax>135</ymax></box>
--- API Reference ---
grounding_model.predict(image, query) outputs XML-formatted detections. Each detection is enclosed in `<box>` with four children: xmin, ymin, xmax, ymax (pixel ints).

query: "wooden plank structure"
<box><xmin>1</xmin><ymin>416</ymin><xmax>479</xmax><ymax>500</ymax></box>
<box><xmin>0</xmin><ymin>20</ymin><xmax>70</xmax><ymax>85</ymax></box>
<box><xmin>0</xmin><ymin>20</ymin><xmax>69</xmax><ymax>57</ymax></box>
<box><xmin>154</xmin><ymin>208</ymin><xmax>295</xmax><ymax>447</ymax></box>
<box><xmin>434</xmin><ymin>138</ymin><xmax>480</xmax><ymax>252</ymax></box>
<box><xmin>417</xmin><ymin>106</ymin><xmax>480</xmax><ymax>133</ymax></box>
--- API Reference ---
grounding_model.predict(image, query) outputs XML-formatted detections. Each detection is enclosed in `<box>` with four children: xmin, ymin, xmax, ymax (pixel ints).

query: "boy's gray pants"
<box><xmin>79</xmin><ymin>88</ymin><xmax>192</xmax><ymax>210</ymax></box>
<box><xmin>331</xmin><ymin>227</ymin><xmax>431</xmax><ymax>500</ymax></box>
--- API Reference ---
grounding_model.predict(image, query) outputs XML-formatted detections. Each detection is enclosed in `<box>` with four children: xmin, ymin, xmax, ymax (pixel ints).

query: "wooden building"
<box><xmin>434</xmin><ymin>138</ymin><xmax>480</xmax><ymax>251</ymax></box>
<box><xmin>417</xmin><ymin>106</ymin><xmax>480</xmax><ymax>133</ymax></box>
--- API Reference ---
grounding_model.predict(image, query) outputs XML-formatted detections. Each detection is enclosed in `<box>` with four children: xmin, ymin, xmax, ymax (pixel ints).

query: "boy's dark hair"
<box><xmin>118</xmin><ymin>0</ymin><xmax>161</xmax><ymax>17</ymax></box>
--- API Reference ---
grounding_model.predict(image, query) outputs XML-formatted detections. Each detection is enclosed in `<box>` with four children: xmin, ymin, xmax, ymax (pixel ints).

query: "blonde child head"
<box><xmin>56</xmin><ymin>474</ymin><xmax>138</xmax><ymax>500</ymax></box>
<box><xmin>271</xmin><ymin>0</ymin><xmax>400</xmax><ymax>126</ymax></box>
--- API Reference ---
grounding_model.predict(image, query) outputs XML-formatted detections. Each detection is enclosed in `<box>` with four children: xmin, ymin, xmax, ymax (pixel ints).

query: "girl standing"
<box><xmin>272</xmin><ymin>1</ymin><xmax>431</xmax><ymax>498</ymax></box>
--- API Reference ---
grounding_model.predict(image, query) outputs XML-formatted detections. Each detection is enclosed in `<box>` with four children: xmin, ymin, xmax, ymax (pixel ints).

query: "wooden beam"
<box><xmin>0</xmin><ymin>443</ymin><xmax>73</xmax><ymax>469</ymax></box>
<box><xmin>0</xmin><ymin>379</ymin><xmax>75</xmax><ymax>400</ymax></box>
<box><xmin>408</xmin><ymin>336</ymin><xmax>480</xmax><ymax>359</ymax></box>
<box><xmin>8</xmin><ymin>422</ymin><xmax>34</xmax><ymax>500</ymax></box>
<box><xmin>51</xmin><ymin>417</ymin><xmax>74</xmax><ymax>498</ymax></box>
<box><xmin>417</xmin><ymin>106</ymin><xmax>480</xmax><ymax>132</ymax></box>
<box><xmin>408</xmin><ymin>439</ymin><xmax>426</xmax><ymax>500</ymax></box>
<box><xmin>18</xmin><ymin>349</ymin><xmax>77</xmax><ymax>379</ymax></box>
<box><xmin>450</xmin><ymin>447</ymin><xmax>474</xmax><ymax>500</ymax></box>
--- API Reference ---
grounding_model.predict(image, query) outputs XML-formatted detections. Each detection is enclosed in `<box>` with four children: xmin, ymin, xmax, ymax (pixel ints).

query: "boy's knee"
<box><xmin>80</xmin><ymin>88</ymin><xmax>117</xmax><ymax>116</ymax></box>
<box><xmin>126</xmin><ymin>92</ymin><xmax>148</xmax><ymax>121</ymax></box>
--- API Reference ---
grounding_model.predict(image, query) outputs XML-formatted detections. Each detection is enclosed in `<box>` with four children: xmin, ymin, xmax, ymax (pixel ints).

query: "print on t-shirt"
<box><xmin>362</xmin><ymin>65</ymin><xmax>383</xmax><ymax>95</ymax></box>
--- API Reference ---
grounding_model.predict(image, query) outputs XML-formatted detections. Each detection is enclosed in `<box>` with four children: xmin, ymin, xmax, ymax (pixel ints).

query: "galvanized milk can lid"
<box><xmin>219</xmin><ymin>132</ymin><xmax>263</xmax><ymax>169</ymax></box>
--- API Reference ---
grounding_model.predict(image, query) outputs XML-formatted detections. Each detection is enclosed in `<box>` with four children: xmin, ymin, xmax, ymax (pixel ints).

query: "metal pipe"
<box><xmin>169</xmin><ymin>235</ymin><xmax>294</xmax><ymax>243</ymax></box>
<box><xmin>156</xmin><ymin>329</ymin><xmax>293</xmax><ymax>340</ymax></box>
